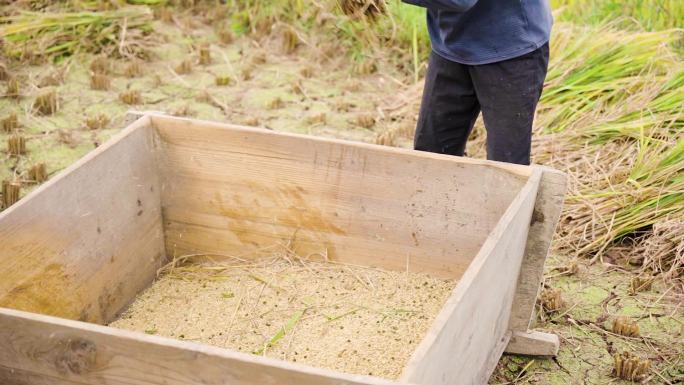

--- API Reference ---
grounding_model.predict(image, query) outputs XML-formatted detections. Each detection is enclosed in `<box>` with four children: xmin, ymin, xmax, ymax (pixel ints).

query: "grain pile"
<box><xmin>110</xmin><ymin>245</ymin><xmax>457</xmax><ymax>379</ymax></box>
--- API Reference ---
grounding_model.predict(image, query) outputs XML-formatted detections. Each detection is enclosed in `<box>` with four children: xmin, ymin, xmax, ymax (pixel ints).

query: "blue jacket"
<box><xmin>403</xmin><ymin>0</ymin><xmax>553</xmax><ymax>65</ymax></box>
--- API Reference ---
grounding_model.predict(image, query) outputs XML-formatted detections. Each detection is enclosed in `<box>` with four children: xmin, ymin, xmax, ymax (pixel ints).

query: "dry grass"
<box><xmin>33</xmin><ymin>89</ymin><xmax>58</xmax><ymax>115</ymax></box>
<box><xmin>281</xmin><ymin>27</ymin><xmax>299</xmax><ymax>54</ymax></box>
<box><xmin>0</xmin><ymin>62</ymin><xmax>8</xmax><ymax>81</ymax></box>
<box><xmin>306</xmin><ymin>113</ymin><xmax>327</xmax><ymax>126</ymax></box>
<box><xmin>355</xmin><ymin>113</ymin><xmax>376</xmax><ymax>128</ymax></box>
<box><xmin>339</xmin><ymin>0</ymin><xmax>386</xmax><ymax>20</ymax></box>
<box><xmin>1</xmin><ymin>180</ymin><xmax>21</xmax><ymax>209</ymax></box>
<box><xmin>7</xmin><ymin>134</ymin><xmax>26</xmax><ymax>156</ymax></box>
<box><xmin>90</xmin><ymin>56</ymin><xmax>110</xmax><ymax>74</ymax></box>
<box><xmin>354</xmin><ymin>59</ymin><xmax>377</xmax><ymax>75</ymax></box>
<box><xmin>119</xmin><ymin>90</ymin><xmax>142</xmax><ymax>105</ymax></box>
<box><xmin>214</xmin><ymin>75</ymin><xmax>232</xmax><ymax>86</ymax></box>
<box><xmin>540</xmin><ymin>288</ymin><xmax>565</xmax><ymax>314</ymax></box>
<box><xmin>198</xmin><ymin>44</ymin><xmax>211</xmax><ymax>65</ymax></box>
<box><xmin>629</xmin><ymin>275</ymin><xmax>654</xmax><ymax>294</ymax></box>
<box><xmin>38</xmin><ymin>68</ymin><xmax>65</xmax><ymax>87</ymax></box>
<box><xmin>1</xmin><ymin>113</ymin><xmax>19</xmax><ymax>133</ymax></box>
<box><xmin>611</xmin><ymin>316</ymin><xmax>640</xmax><ymax>337</ymax></box>
<box><xmin>28</xmin><ymin>163</ymin><xmax>48</xmax><ymax>183</ymax></box>
<box><xmin>0</xmin><ymin>7</ymin><xmax>153</xmax><ymax>61</ymax></box>
<box><xmin>374</xmin><ymin>128</ymin><xmax>397</xmax><ymax>147</ymax></box>
<box><xmin>251</xmin><ymin>52</ymin><xmax>267</xmax><ymax>65</ymax></box>
<box><xmin>175</xmin><ymin>59</ymin><xmax>193</xmax><ymax>75</ymax></box>
<box><xmin>613</xmin><ymin>351</ymin><xmax>651</xmax><ymax>381</ymax></box>
<box><xmin>6</xmin><ymin>78</ymin><xmax>20</xmax><ymax>98</ymax></box>
<box><xmin>124</xmin><ymin>61</ymin><xmax>144</xmax><ymax>78</ymax></box>
<box><xmin>267</xmin><ymin>97</ymin><xmax>285</xmax><ymax>110</ymax></box>
<box><xmin>625</xmin><ymin>219</ymin><xmax>684</xmax><ymax>280</ymax></box>
<box><xmin>216</xmin><ymin>26</ymin><xmax>234</xmax><ymax>45</ymax></box>
<box><xmin>85</xmin><ymin>113</ymin><xmax>110</xmax><ymax>130</ymax></box>
<box><xmin>90</xmin><ymin>73</ymin><xmax>110</xmax><ymax>90</ymax></box>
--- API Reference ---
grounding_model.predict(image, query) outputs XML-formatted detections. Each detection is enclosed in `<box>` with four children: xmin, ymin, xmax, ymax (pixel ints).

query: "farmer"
<box><xmin>402</xmin><ymin>0</ymin><xmax>552</xmax><ymax>165</ymax></box>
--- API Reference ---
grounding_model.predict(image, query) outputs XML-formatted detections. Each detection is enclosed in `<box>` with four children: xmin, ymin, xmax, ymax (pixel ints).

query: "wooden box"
<box><xmin>0</xmin><ymin>113</ymin><xmax>566</xmax><ymax>385</ymax></box>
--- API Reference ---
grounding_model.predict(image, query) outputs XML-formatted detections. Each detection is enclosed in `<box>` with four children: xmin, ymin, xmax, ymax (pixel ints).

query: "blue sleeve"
<box><xmin>402</xmin><ymin>0</ymin><xmax>478</xmax><ymax>12</ymax></box>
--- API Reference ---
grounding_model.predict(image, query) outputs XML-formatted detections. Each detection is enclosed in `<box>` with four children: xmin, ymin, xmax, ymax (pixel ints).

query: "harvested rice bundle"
<box><xmin>531</xmin><ymin>24</ymin><xmax>684</xmax><ymax>279</ymax></box>
<box><xmin>626</xmin><ymin>219</ymin><xmax>683</xmax><ymax>280</ymax></box>
<box><xmin>339</xmin><ymin>0</ymin><xmax>386</xmax><ymax>19</ymax></box>
<box><xmin>0</xmin><ymin>7</ymin><xmax>153</xmax><ymax>61</ymax></box>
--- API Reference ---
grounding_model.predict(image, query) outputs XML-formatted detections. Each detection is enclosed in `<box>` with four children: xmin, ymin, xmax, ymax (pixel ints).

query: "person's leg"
<box><xmin>468</xmin><ymin>43</ymin><xmax>550</xmax><ymax>165</ymax></box>
<box><xmin>414</xmin><ymin>51</ymin><xmax>480</xmax><ymax>156</ymax></box>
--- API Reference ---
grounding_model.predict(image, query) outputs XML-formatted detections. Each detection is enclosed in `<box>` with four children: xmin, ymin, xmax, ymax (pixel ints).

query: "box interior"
<box><xmin>0</xmin><ymin>115</ymin><xmax>531</xmax><ymax>328</ymax></box>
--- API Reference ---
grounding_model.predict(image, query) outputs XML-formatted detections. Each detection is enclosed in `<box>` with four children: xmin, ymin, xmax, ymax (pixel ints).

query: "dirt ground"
<box><xmin>1</xmin><ymin>14</ymin><xmax>682</xmax><ymax>385</ymax></box>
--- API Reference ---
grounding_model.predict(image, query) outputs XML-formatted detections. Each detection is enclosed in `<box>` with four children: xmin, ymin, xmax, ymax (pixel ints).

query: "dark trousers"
<box><xmin>414</xmin><ymin>44</ymin><xmax>550</xmax><ymax>165</ymax></box>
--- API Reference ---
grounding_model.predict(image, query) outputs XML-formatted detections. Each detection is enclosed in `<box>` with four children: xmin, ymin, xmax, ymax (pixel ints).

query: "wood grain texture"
<box><xmin>152</xmin><ymin>115</ymin><xmax>529</xmax><ymax>279</ymax></box>
<box><xmin>0</xmin><ymin>117</ymin><xmax>165</xmax><ymax>324</ymax></box>
<box><xmin>400</xmin><ymin>170</ymin><xmax>542</xmax><ymax>385</ymax></box>
<box><xmin>508</xmin><ymin>167</ymin><xmax>567</xmax><ymax>332</ymax></box>
<box><xmin>505</xmin><ymin>331</ymin><xmax>560</xmax><ymax>356</ymax></box>
<box><xmin>0</xmin><ymin>308</ymin><xmax>401</xmax><ymax>385</ymax></box>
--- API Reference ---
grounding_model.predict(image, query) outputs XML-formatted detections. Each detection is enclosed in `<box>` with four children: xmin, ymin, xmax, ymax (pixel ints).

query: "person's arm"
<box><xmin>402</xmin><ymin>0</ymin><xmax>478</xmax><ymax>12</ymax></box>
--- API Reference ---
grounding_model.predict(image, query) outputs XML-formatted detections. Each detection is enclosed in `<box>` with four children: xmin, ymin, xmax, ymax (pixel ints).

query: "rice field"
<box><xmin>1</xmin><ymin>0</ymin><xmax>682</xmax><ymax>383</ymax></box>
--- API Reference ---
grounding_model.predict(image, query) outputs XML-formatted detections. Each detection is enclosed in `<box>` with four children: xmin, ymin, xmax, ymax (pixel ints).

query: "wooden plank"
<box><xmin>152</xmin><ymin>115</ymin><xmax>530</xmax><ymax>279</ymax></box>
<box><xmin>505</xmin><ymin>331</ymin><xmax>559</xmax><ymax>356</ymax></box>
<box><xmin>0</xmin><ymin>308</ymin><xmax>401</xmax><ymax>385</ymax></box>
<box><xmin>507</xmin><ymin>167</ymin><xmax>567</xmax><ymax>332</ymax></box>
<box><xmin>0</xmin><ymin>117</ymin><xmax>165</xmax><ymax>324</ymax></box>
<box><xmin>400</xmin><ymin>170</ymin><xmax>542</xmax><ymax>385</ymax></box>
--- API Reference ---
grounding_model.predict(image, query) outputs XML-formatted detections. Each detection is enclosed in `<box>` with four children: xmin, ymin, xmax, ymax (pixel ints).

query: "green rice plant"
<box><xmin>551</xmin><ymin>0</ymin><xmax>684</xmax><ymax>31</ymax></box>
<box><xmin>540</xmin><ymin>23</ymin><xmax>682</xmax><ymax>133</ymax></box>
<box><xmin>582</xmin><ymin>71</ymin><xmax>684</xmax><ymax>143</ymax></box>
<box><xmin>0</xmin><ymin>6</ymin><xmax>153</xmax><ymax>62</ymax></box>
<box><xmin>527</xmin><ymin>21</ymin><xmax>684</xmax><ymax>276</ymax></box>
<box><xmin>253</xmin><ymin>307</ymin><xmax>306</xmax><ymax>355</ymax></box>
<box><xmin>576</xmin><ymin>136</ymin><xmax>683</xmax><ymax>255</ymax></box>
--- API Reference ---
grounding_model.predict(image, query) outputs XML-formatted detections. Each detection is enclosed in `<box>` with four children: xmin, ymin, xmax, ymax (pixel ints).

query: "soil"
<box><xmin>110</xmin><ymin>253</ymin><xmax>456</xmax><ymax>379</ymax></box>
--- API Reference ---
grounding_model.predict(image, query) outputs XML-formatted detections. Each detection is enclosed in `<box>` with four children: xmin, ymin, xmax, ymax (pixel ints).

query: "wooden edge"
<box><xmin>0</xmin><ymin>307</ymin><xmax>407</xmax><ymax>385</ymax></box>
<box><xmin>485</xmin><ymin>332</ymin><xmax>513</xmax><ymax>379</ymax></box>
<box><xmin>0</xmin><ymin>115</ymin><xmax>152</xmax><ymax>222</ymax></box>
<box><xmin>399</xmin><ymin>170</ymin><xmax>542</xmax><ymax>385</ymax></box>
<box><xmin>507</xmin><ymin>166</ymin><xmax>568</xmax><ymax>332</ymax></box>
<box><xmin>146</xmin><ymin>113</ymin><xmax>534</xmax><ymax>178</ymax></box>
<box><xmin>124</xmin><ymin>110</ymin><xmax>166</xmax><ymax>126</ymax></box>
<box><xmin>505</xmin><ymin>331</ymin><xmax>560</xmax><ymax>356</ymax></box>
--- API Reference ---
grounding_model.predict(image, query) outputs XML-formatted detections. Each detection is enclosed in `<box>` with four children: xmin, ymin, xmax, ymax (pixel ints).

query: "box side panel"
<box><xmin>0</xmin><ymin>117</ymin><xmax>165</xmax><ymax>324</ymax></box>
<box><xmin>0</xmin><ymin>308</ymin><xmax>398</xmax><ymax>385</ymax></box>
<box><xmin>508</xmin><ymin>167</ymin><xmax>567</xmax><ymax>331</ymax></box>
<box><xmin>153</xmin><ymin>116</ymin><xmax>528</xmax><ymax>279</ymax></box>
<box><xmin>400</xmin><ymin>171</ymin><xmax>541</xmax><ymax>385</ymax></box>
